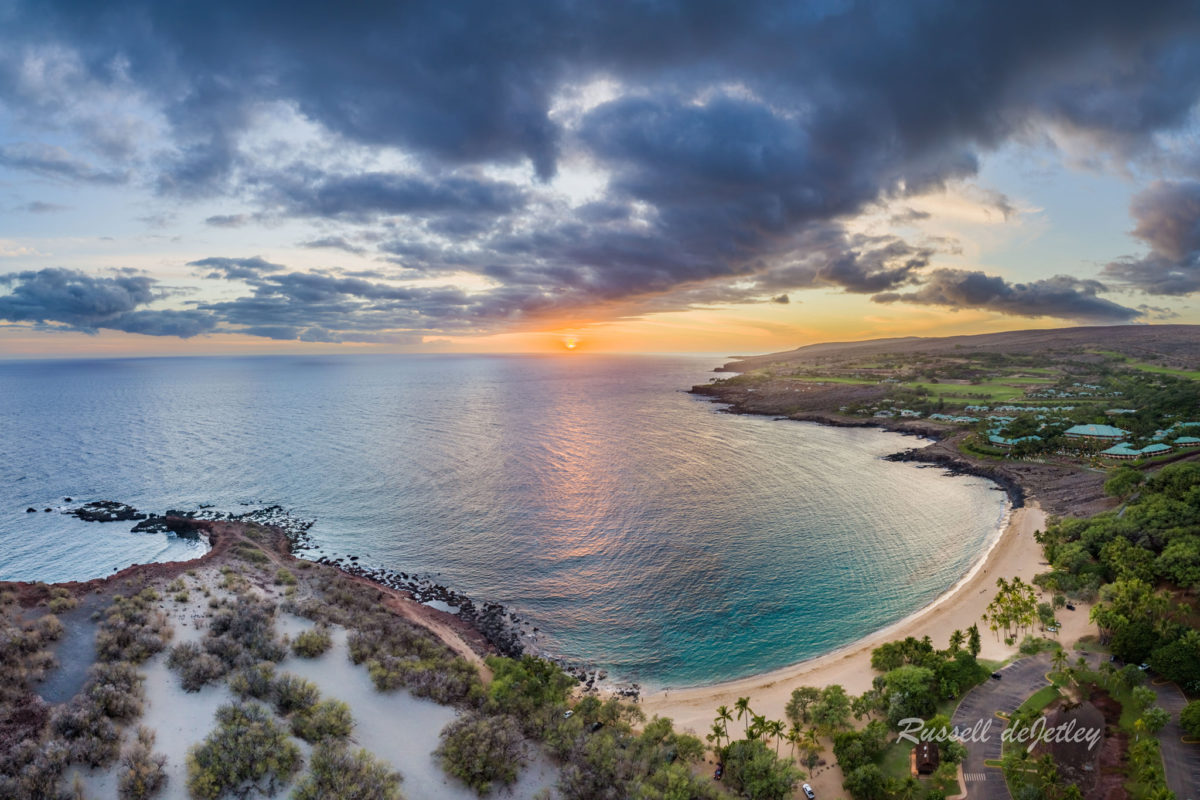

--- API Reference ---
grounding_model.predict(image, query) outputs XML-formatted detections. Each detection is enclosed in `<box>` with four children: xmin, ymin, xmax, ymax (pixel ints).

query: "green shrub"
<box><xmin>203</xmin><ymin>593</ymin><xmax>286</xmax><ymax>669</ymax></box>
<box><xmin>174</xmin><ymin>591</ymin><xmax>190</xmax><ymax>603</ymax></box>
<box><xmin>49</xmin><ymin>595</ymin><xmax>78</xmax><ymax>613</ymax></box>
<box><xmin>95</xmin><ymin>592</ymin><xmax>172</xmax><ymax>664</ymax></box>
<box><xmin>292</xmin><ymin>742</ymin><xmax>402</xmax><ymax>800</ymax></box>
<box><xmin>437</xmin><ymin>712</ymin><xmax>527</xmax><ymax>794</ymax></box>
<box><xmin>118</xmin><ymin>726</ymin><xmax>167</xmax><ymax>800</ymax></box>
<box><xmin>186</xmin><ymin>702</ymin><xmax>301</xmax><ymax>800</ymax></box>
<box><xmin>228</xmin><ymin>662</ymin><xmax>277</xmax><ymax>701</ymax></box>
<box><xmin>274</xmin><ymin>568</ymin><xmax>297</xmax><ymax>586</ymax></box>
<box><xmin>36</xmin><ymin>613</ymin><xmax>65</xmax><ymax>641</ymax></box>
<box><xmin>271</xmin><ymin>673</ymin><xmax>320</xmax><ymax>716</ymax></box>
<box><xmin>292</xmin><ymin>625</ymin><xmax>332</xmax><ymax>658</ymax></box>
<box><xmin>167</xmin><ymin>643</ymin><xmax>226</xmax><ymax>692</ymax></box>
<box><xmin>292</xmin><ymin>699</ymin><xmax>355</xmax><ymax>743</ymax></box>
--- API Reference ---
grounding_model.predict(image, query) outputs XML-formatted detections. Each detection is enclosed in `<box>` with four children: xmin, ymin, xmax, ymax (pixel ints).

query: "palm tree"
<box><xmin>949</xmin><ymin>629</ymin><xmax>965</xmax><ymax>652</ymax></box>
<box><xmin>709</xmin><ymin>722</ymin><xmax>725</xmax><ymax>754</ymax></box>
<box><xmin>898</xmin><ymin>776</ymin><xmax>920</xmax><ymax>800</ymax></box>
<box><xmin>715</xmin><ymin>704</ymin><xmax>733</xmax><ymax>741</ymax></box>
<box><xmin>748</xmin><ymin>713</ymin><xmax>767</xmax><ymax>741</ymax></box>
<box><xmin>766</xmin><ymin>719</ymin><xmax>786</xmax><ymax>756</ymax></box>
<box><xmin>734</xmin><ymin>697</ymin><xmax>753</xmax><ymax>737</ymax></box>
<box><xmin>803</xmin><ymin>726</ymin><xmax>823</xmax><ymax>767</ymax></box>
<box><xmin>1051</xmin><ymin>647</ymin><xmax>1069</xmax><ymax>676</ymax></box>
<box><xmin>786</xmin><ymin>722</ymin><xmax>803</xmax><ymax>761</ymax></box>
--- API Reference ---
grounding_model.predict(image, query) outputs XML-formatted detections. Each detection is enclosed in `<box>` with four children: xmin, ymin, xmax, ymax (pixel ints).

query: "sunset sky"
<box><xmin>2</xmin><ymin>1</ymin><xmax>1200</xmax><ymax>357</ymax></box>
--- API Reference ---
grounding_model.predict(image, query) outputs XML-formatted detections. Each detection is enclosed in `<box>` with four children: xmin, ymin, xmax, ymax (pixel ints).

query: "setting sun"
<box><xmin>563</xmin><ymin>336</ymin><xmax>579</xmax><ymax>351</ymax></box>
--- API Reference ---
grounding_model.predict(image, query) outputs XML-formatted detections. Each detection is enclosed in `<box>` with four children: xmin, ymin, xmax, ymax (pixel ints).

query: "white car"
<box><xmin>802</xmin><ymin>783</ymin><xmax>816</xmax><ymax>799</ymax></box>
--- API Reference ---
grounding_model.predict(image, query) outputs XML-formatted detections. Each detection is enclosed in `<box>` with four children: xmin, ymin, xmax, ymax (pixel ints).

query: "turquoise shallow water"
<box><xmin>0</xmin><ymin>354</ymin><xmax>1007</xmax><ymax>687</ymax></box>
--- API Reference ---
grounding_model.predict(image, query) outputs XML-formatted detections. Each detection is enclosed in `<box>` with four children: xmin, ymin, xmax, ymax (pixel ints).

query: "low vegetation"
<box><xmin>291</xmin><ymin>742</ymin><xmax>403</xmax><ymax>800</ymax></box>
<box><xmin>291</xmin><ymin>624</ymin><xmax>332</xmax><ymax>657</ymax></box>
<box><xmin>186</xmin><ymin>701</ymin><xmax>301</xmax><ymax>800</ymax></box>
<box><xmin>117</xmin><ymin>726</ymin><xmax>168</xmax><ymax>800</ymax></box>
<box><xmin>436</xmin><ymin>712</ymin><xmax>527</xmax><ymax>794</ymax></box>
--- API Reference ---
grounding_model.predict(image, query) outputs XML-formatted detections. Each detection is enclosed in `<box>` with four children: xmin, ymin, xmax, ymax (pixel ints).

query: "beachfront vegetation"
<box><xmin>186</xmin><ymin>701</ymin><xmax>301</xmax><ymax>800</ymax></box>
<box><xmin>1182</xmin><ymin>701</ymin><xmax>1200</xmax><ymax>738</ymax></box>
<box><xmin>292</xmin><ymin>624</ymin><xmax>332</xmax><ymax>657</ymax></box>
<box><xmin>291</xmin><ymin>698</ymin><xmax>355</xmax><ymax>743</ymax></box>
<box><xmin>1037</xmin><ymin>462</ymin><xmax>1200</xmax><ymax>691</ymax></box>
<box><xmin>436</xmin><ymin>712</ymin><xmax>527</xmax><ymax>794</ymax></box>
<box><xmin>117</xmin><ymin>726</ymin><xmax>168</xmax><ymax>800</ymax></box>
<box><xmin>291</xmin><ymin>742</ymin><xmax>403</xmax><ymax>800</ymax></box>
<box><xmin>290</xmin><ymin>573</ymin><xmax>482</xmax><ymax>705</ymax></box>
<box><xmin>168</xmin><ymin>592</ymin><xmax>286</xmax><ymax>691</ymax></box>
<box><xmin>96</xmin><ymin>588</ymin><xmax>172</xmax><ymax>664</ymax></box>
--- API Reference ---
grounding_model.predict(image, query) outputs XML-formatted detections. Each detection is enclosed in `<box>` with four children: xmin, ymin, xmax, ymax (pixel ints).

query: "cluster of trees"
<box><xmin>1037</xmin><ymin>463</ymin><xmax>1200</xmax><ymax>691</ymax></box>
<box><xmin>475</xmin><ymin>656</ymin><xmax>722</xmax><ymax>800</ymax></box>
<box><xmin>983</xmin><ymin>577</ymin><xmax>1039</xmax><ymax>644</ymax></box>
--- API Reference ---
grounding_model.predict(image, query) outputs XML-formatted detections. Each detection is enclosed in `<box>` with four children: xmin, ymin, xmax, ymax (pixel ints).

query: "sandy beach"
<box><xmin>639</xmin><ymin>501</ymin><xmax>1093</xmax><ymax>738</ymax></box>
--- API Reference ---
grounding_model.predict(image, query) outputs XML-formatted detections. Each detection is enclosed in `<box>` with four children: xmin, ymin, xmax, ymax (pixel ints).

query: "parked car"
<box><xmin>713</xmin><ymin>763</ymin><xmax>723</xmax><ymax>781</ymax></box>
<box><xmin>1046</xmin><ymin>625</ymin><xmax>1059</xmax><ymax>633</ymax></box>
<box><xmin>803</xmin><ymin>783</ymin><xmax>816</xmax><ymax>799</ymax></box>
<box><xmin>1065</xmin><ymin>603</ymin><xmax>1076</xmax><ymax>611</ymax></box>
<box><xmin>563</xmin><ymin>710</ymin><xmax>573</xmax><ymax>719</ymax></box>
<box><xmin>990</xmin><ymin>672</ymin><xmax>1003</xmax><ymax>680</ymax></box>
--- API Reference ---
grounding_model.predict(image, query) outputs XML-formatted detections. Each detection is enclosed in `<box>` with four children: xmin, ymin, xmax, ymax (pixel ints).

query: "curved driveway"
<box><xmin>952</xmin><ymin>651</ymin><xmax>1199</xmax><ymax>800</ymax></box>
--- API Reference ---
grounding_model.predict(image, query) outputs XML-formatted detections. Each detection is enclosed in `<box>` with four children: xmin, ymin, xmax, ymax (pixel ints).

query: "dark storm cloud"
<box><xmin>0</xmin><ymin>267</ymin><xmax>214</xmax><ymax>337</ymax></box>
<box><xmin>2</xmin><ymin>0</ymin><xmax>1199</xmax><ymax>334</ymax></box>
<box><xmin>1104</xmin><ymin>180</ymin><xmax>1200</xmax><ymax>294</ymax></box>
<box><xmin>204</xmin><ymin>214</ymin><xmax>251</xmax><ymax>228</ymax></box>
<box><xmin>265</xmin><ymin>170</ymin><xmax>528</xmax><ymax>223</ymax></box>
<box><xmin>872</xmin><ymin>270</ymin><xmax>1140</xmax><ymax>322</ymax></box>
<box><xmin>188</xmin><ymin>256</ymin><xmax>286</xmax><ymax>280</ymax></box>
<box><xmin>0</xmin><ymin>142</ymin><xmax>126</xmax><ymax>184</ymax></box>
<box><xmin>299</xmin><ymin>236</ymin><xmax>367</xmax><ymax>256</ymax></box>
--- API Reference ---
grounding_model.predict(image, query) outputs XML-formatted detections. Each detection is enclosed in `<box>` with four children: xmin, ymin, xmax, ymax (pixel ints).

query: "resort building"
<box><xmin>1174</xmin><ymin>436</ymin><xmax>1200</xmax><ymax>448</ymax></box>
<box><xmin>988</xmin><ymin>434</ymin><xmax>1041</xmax><ymax>449</ymax></box>
<box><xmin>1100</xmin><ymin>442</ymin><xmax>1173</xmax><ymax>460</ymax></box>
<box><xmin>1064</xmin><ymin>423</ymin><xmax>1129</xmax><ymax>440</ymax></box>
<box><xmin>915</xmin><ymin>742</ymin><xmax>939</xmax><ymax>775</ymax></box>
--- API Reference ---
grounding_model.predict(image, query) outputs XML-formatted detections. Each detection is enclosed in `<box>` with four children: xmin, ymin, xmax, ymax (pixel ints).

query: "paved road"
<box><xmin>951</xmin><ymin>652</ymin><xmax>1055</xmax><ymax>800</ymax></box>
<box><xmin>1151</xmin><ymin>679</ymin><xmax>1200</xmax><ymax>800</ymax></box>
<box><xmin>953</xmin><ymin>651</ymin><xmax>1200</xmax><ymax>800</ymax></box>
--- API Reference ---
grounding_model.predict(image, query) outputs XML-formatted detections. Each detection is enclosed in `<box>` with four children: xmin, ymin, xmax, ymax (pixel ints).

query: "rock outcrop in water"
<box><xmin>66</xmin><ymin>501</ymin><xmax>147</xmax><ymax>523</ymax></box>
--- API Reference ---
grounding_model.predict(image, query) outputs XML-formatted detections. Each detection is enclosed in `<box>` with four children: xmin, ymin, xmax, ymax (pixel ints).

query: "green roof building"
<box><xmin>1065</xmin><ymin>424</ymin><xmax>1129</xmax><ymax>440</ymax></box>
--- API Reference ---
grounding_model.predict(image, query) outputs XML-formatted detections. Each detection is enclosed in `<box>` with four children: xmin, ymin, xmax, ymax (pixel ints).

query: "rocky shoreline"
<box><xmin>34</xmin><ymin>499</ymin><xmax>639</xmax><ymax>699</ymax></box>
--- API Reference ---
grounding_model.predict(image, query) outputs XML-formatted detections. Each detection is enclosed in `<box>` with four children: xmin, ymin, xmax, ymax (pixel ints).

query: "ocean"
<box><xmin>0</xmin><ymin>353</ymin><xmax>1007</xmax><ymax>687</ymax></box>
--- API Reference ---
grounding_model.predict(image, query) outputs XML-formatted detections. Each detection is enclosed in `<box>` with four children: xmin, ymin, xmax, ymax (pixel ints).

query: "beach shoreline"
<box><xmin>635</xmin><ymin>500</ymin><xmax>1091</xmax><ymax>738</ymax></box>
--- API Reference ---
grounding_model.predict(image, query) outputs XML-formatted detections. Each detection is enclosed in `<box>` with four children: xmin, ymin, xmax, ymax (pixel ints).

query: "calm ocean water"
<box><xmin>0</xmin><ymin>354</ymin><xmax>1006</xmax><ymax>687</ymax></box>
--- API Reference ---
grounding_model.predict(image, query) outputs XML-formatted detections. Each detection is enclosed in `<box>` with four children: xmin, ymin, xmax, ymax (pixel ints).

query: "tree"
<box><xmin>764</xmin><ymin>719</ymin><xmax>786</xmax><ymax>756</ymax></box>
<box><xmin>784</xmin><ymin>687</ymin><xmax>820</xmax><ymax>726</ymax></box>
<box><xmin>715</xmin><ymin>705</ymin><xmax>733</xmax><ymax>741</ymax></box>
<box><xmin>436</xmin><ymin>712</ymin><xmax>527</xmax><ymax>794</ymax></box>
<box><xmin>883</xmin><ymin>665</ymin><xmax>937</xmax><ymax>725</ymax></box>
<box><xmin>843</xmin><ymin>763</ymin><xmax>889</xmax><ymax>800</ymax></box>
<box><xmin>735</xmin><ymin>697</ymin><xmax>753</xmax><ymax>737</ymax></box>
<box><xmin>948</xmin><ymin>629</ymin><xmax>965</xmax><ymax>652</ymax></box>
<box><xmin>1181</xmin><ymin>700</ymin><xmax>1200</xmax><ymax>738</ymax></box>
<box><xmin>812</xmin><ymin>685</ymin><xmax>852</xmax><ymax>733</ymax></box>
<box><xmin>720</xmin><ymin>739</ymin><xmax>802</xmax><ymax>800</ymax></box>
<box><xmin>1104</xmin><ymin>466</ymin><xmax>1143</xmax><ymax>499</ymax></box>
<box><xmin>1131</xmin><ymin>685</ymin><xmax>1157</xmax><ymax>715</ymax></box>
<box><xmin>1140</xmin><ymin>706</ymin><xmax>1171</xmax><ymax>734</ymax></box>
<box><xmin>186</xmin><ymin>702</ymin><xmax>301</xmax><ymax>800</ymax></box>
<box><xmin>967</xmin><ymin>624</ymin><xmax>981</xmax><ymax>657</ymax></box>
<box><xmin>1051</xmin><ymin>648</ymin><xmax>1069</xmax><ymax>676</ymax></box>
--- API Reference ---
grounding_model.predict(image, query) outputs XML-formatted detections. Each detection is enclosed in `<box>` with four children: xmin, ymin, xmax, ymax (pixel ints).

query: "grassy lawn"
<box><xmin>1016</xmin><ymin>685</ymin><xmax>1060</xmax><ymax>715</ymax></box>
<box><xmin>902</xmin><ymin>381</ymin><xmax>1028</xmax><ymax>401</ymax></box>
<box><xmin>1090</xmin><ymin>350</ymin><xmax>1200</xmax><ymax>380</ymax></box>
<box><xmin>878</xmin><ymin>738</ymin><xmax>959</xmax><ymax>799</ymax></box>
<box><xmin>787</xmin><ymin>375</ymin><xmax>880</xmax><ymax>385</ymax></box>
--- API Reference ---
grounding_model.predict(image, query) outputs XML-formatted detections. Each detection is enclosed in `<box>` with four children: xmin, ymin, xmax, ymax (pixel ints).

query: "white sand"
<box><xmin>637</xmin><ymin>502</ymin><xmax>1094</xmax><ymax>796</ymax></box>
<box><xmin>71</xmin><ymin>570</ymin><xmax>559</xmax><ymax>799</ymax></box>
